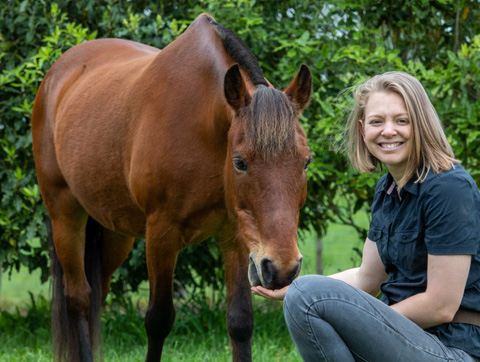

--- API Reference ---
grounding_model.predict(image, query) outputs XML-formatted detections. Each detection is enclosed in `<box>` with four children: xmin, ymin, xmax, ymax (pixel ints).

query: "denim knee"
<box><xmin>284</xmin><ymin>275</ymin><xmax>330</xmax><ymax>326</ymax></box>
<box><xmin>285</xmin><ymin>275</ymin><xmax>315</xmax><ymax>309</ymax></box>
<box><xmin>285</xmin><ymin>274</ymin><xmax>337</xmax><ymax>305</ymax></box>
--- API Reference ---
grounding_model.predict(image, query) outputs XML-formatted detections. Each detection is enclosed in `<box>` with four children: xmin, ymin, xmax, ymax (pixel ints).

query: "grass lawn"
<box><xmin>0</xmin><ymin>218</ymin><xmax>366</xmax><ymax>361</ymax></box>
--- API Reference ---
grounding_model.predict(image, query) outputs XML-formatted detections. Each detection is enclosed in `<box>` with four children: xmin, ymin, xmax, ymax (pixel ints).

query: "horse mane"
<box><xmin>207</xmin><ymin>16</ymin><xmax>268</xmax><ymax>88</ymax></box>
<box><xmin>243</xmin><ymin>87</ymin><xmax>296</xmax><ymax>158</ymax></box>
<box><xmin>206</xmin><ymin>16</ymin><xmax>296</xmax><ymax>158</ymax></box>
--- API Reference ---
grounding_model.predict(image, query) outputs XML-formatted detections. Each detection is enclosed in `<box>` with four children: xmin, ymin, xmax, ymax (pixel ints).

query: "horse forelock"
<box><xmin>241</xmin><ymin>87</ymin><xmax>297</xmax><ymax>158</ymax></box>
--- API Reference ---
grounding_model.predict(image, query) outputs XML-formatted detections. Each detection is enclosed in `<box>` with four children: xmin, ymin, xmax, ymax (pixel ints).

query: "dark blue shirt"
<box><xmin>368</xmin><ymin>164</ymin><xmax>480</xmax><ymax>357</ymax></box>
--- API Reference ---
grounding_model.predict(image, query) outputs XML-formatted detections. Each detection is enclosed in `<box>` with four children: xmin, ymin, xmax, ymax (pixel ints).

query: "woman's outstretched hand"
<box><xmin>251</xmin><ymin>284</ymin><xmax>290</xmax><ymax>301</ymax></box>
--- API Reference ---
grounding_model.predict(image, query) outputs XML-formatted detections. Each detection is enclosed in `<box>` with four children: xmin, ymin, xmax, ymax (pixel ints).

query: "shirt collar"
<box><xmin>381</xmin><ymin>172</ymin><xmax>418</xmax><ymax>196</ymax></box>
<box><xmin>403</xmin><ymin>177</ymin><xmax>418</xmax><ymax>195</ymax></box>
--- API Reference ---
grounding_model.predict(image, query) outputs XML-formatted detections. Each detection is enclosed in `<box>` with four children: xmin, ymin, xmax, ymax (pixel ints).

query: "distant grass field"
<box><xmin>0</xmin><ymin>218</ymin><xmax>367</xmax><ymax>361</ymax></box>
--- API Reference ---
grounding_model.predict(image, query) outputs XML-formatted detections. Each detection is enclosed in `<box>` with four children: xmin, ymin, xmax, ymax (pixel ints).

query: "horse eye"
<box><xmin>304</xmin><ymin>156</ymin><xmax>313</xmax><ymax>171</ymax></box>
<box><xmin>233</xmin><ymin>158</ymin><xmax>248</xmax><ymax>172</ymax></box>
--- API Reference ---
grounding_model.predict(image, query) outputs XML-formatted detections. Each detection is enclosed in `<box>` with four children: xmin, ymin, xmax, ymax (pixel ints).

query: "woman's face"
<box><xmin>360</xmin><ymin>91</ymin><xmax>412</xmax><ymax>180</ymax></box>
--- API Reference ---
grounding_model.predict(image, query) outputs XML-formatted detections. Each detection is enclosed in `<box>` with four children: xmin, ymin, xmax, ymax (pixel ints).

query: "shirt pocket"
<box><xmin>391</xmin><ymin>230</ymin><xmax>427</xmax><ymax>272</ymax></box>
<box><xmin>368</xmin><ymin>228</ymin><xmax>382</xmax><ymax>241</ymax></box>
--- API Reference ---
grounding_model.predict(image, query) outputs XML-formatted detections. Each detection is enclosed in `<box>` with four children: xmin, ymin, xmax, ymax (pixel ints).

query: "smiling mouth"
<box><xmin>379</xmin><ymin>142</ymin><xmax>403</xmax><ymax>149</ymax></box>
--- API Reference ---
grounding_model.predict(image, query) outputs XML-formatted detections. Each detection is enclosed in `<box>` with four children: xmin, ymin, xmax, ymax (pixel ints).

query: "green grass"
<box><xmin>0</xmin><ymin>219</ymin><xmax>366</xmax><ymax>361</ymax></box>
<box><xmin>321</xmin><ymin>221</ymin><xmax>367</xmax><ymax>276</ymax></box>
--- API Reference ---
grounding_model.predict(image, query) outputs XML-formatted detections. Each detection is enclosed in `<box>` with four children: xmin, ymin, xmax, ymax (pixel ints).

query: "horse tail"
<box><xmin>49</xmin><ymin>217</ymin><xmax>71</xmax><ymax>361</ymax></box>
<box><xmin>49</xmin><ymin>216</ymin><xmax>103</xmax><ymax>361</ymax></box>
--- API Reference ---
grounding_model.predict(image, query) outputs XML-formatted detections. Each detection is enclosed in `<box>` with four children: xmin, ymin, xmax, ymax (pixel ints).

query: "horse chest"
<box><xmin>178</xmin><ymin>207</ymin><xmax>231</xmax><ymax>247</ymax></box>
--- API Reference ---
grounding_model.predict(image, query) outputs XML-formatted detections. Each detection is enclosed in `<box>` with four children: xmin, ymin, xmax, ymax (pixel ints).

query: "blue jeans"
<box><xmin>283</xmin><ymin>275</ymin><xmax>476</xmax><ymax>362</ymax></box>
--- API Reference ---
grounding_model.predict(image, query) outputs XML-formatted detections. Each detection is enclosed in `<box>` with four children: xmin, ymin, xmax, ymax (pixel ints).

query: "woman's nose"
<box><xmin>381</xmin><ymin>120</ymin><xmax>397</xmax><ymax>136</ymax></box>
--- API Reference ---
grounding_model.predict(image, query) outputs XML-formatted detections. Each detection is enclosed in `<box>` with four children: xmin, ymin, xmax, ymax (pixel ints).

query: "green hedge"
<box><xmin>1</xmin><ymin>0</ymin><xmax>479</xmax><ymax>298</ymax></box>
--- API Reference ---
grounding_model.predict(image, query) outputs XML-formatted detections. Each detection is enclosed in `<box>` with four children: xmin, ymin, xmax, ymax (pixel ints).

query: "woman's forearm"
<box><xmin>329</xmin><ymin>267</ymin><xmax>381</xmax><ymax>296</ymax></box>
<box><xmin>390</xmin><ymin>292</ymin><xmax>455</xmax><ymax>329</ymax></box>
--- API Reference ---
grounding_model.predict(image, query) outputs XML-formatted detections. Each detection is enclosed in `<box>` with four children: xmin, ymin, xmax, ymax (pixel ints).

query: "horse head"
<box><xmin>224</xmin><ymin>64</ymin><xmax>313</xmax><ymax>290</ymax></box>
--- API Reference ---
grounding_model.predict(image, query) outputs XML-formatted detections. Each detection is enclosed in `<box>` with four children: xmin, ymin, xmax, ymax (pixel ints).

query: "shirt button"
<box><xmin>403</xmin><ymin>235</ymin><xmax>407</xmax><ymax>239</ymax></box>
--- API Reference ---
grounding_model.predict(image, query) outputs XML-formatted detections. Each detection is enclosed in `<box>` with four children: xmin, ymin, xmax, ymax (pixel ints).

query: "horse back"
<box><xmin>33</xmin><ymin>15</ymin><xmax>236</xmax><ymax>240</ymax></box>
<box><xmin>34</xmin><ymin>38</ymin><xmax>159</xmax><ymax>122</ymax></box>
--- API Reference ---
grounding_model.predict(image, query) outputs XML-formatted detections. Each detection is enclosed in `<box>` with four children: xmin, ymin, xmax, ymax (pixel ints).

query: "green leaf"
<box><xmin>319</xmin><ymin>100</ymin><xmax>335</xmax><ymax>117</ymax></box>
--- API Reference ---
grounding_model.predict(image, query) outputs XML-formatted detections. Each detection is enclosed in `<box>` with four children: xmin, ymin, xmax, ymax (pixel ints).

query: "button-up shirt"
<box><xmin>368</xmin><ymin>164</ymin><xmax>480</xmax><ymax>357</ymax></box>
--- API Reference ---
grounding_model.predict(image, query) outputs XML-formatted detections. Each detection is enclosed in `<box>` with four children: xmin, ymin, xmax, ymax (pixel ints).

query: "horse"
<box><xmin>32</xmin><ymin>13</ymin><xmax>312</xmax><ymax>362</ymax></box>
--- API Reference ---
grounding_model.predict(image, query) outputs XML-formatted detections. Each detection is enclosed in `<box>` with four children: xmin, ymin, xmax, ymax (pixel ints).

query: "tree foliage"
<box><xmin>1</xmin><ymin>0</ymin><xmax>479</xmax><ymax>297</ymax></box>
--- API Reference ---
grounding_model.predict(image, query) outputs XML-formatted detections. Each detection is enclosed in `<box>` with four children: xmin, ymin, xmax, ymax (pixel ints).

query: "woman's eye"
<box><xmin>233</xmin><ymin>158</ymin><xmax>248</xmax><ymax>172</ymax></box>
<box><xmin>304</xmin><ymin>156</ymin><xmax>314</xmax><ymax>171</ymax></box>
<box><xmin>398</xmin><ymin>118</ymin><xmax>409</xmax><ymax>124</ymax></box>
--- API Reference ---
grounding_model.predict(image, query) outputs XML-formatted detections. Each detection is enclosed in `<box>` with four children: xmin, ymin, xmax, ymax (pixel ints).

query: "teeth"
<box><xmin>382</xmin><ymin>143</ymin><xmax>400</xmax><ymax>149</ymax></box>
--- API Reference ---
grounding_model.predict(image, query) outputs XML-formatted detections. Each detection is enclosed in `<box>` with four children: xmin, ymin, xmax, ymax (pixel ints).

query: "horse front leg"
<box><xmin>220</xmin><ymin>240</ymin><xmax>254</xmax><ymax>362</ymax></box>
<box><xmin>144</xmin><ymin>219</ymin><xmax>181</xmax><ymax>362</ymax></box>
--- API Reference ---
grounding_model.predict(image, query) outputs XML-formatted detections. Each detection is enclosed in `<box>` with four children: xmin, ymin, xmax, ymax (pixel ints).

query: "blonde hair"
<box><xmin>346</xmin><ymin>71</ymin><xmax>458</xmax><ymax>189</ymax></box>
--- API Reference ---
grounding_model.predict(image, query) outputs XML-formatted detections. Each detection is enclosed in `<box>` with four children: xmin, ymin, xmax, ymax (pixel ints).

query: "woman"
<box><xmin>252</xmin><ymin>72</ymin><xmax>480</xmax><ymax>361</ymax></box>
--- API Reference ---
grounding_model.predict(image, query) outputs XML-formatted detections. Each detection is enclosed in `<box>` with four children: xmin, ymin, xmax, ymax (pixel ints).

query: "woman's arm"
<box><xmin>330</xmin><ymin>238</ymin><xmax>388</xmax><ymax>296</ymax></box>
<box><xmin>390</xmin><ymin>254</ymin><xmax>471</xmax><ymax>329</ymax></box>
<box><xmin>251</xmin><ymin>238</ymin><xmax>388</xmax><ymax>300</ymax></box>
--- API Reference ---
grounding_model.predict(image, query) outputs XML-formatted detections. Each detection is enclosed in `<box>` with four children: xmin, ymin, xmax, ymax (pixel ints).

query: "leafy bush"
<box><xmin>1</xmin><ymin>0</ymin><xmax>479</xmax><ymax>299</ymax></box>
<box><xmin>0</xmin><ymin>5</ymin><xmax>97</xmax><ymax>282</ymax></box>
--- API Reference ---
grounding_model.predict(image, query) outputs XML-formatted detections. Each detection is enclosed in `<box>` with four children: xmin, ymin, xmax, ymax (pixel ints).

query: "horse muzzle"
<box><xmin>248</xmin><ymin>253</ymin><xmax>302</xmax><ymax>290</ymax></box>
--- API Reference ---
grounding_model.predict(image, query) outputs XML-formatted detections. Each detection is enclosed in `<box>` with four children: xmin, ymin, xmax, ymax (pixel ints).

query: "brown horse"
<box><xmin>32</xmin><ymin>13</ymin><xmax>312</xmax><ymax>362</ymax></box>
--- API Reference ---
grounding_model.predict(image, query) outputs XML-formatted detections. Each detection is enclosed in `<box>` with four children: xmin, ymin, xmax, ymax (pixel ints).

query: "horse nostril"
<box><xmin>261</xmin><ymin>258</ymin><xmax>276</xmax><ymax>284</ymax></box>
<box><xmin>298</xmin><ymin>257</ymin><xmax>303</xmax><ymax>274</ymax></box>
<box><xmin>286</xmin><ymin>258</ymin><xmax>303</xmax><ymax>284</ymax></box>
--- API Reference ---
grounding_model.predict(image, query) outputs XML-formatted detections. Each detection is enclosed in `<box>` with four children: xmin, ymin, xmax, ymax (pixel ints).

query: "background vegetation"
<box><xmin>2</xmin><ymin>0</ymin><xmax>478</xmax><ymax>297</ymax></box>
<box><xmin>0</xmin><ymin>0</ymin><xmax>479</xmax><ymax>359</ymax></box>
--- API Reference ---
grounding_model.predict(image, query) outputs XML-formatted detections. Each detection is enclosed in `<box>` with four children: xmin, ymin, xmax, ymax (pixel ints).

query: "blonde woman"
<box><xmin>252</xmin><ymin>72</ymin><xmax>480</xmax><ymax>361</ymax></box>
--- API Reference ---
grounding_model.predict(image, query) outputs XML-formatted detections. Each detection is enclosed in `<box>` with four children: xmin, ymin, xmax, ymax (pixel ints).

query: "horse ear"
<box><xmin>224</xmin><ymin>64</ymin><xmax>251</xmax><ymax>111</ymax></box>
<box><xmin>284</xmin><ymin>64</ymin><xmax>312</xmax><ymax>112</ymax></box>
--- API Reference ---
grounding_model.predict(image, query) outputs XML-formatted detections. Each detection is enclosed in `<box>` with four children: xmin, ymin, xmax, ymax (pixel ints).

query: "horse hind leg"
<box><xmin>83</xmin><ymin>217</ymin><xmax>104</xmax><ymax>358</ymax></box>
<box><xmin>34</xmin><ymin>91</ymin><xmax>101</xmax><ymax>360</ymax></box>
<box><xmin>100</xmin><ymin>229</ymin><xmax>135</xmax><ymax>302</ymax></box>
<box><xmin>48</xmin><ymin>189</ymin><xmax>102</xmax><ymax>362</ymax></box>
